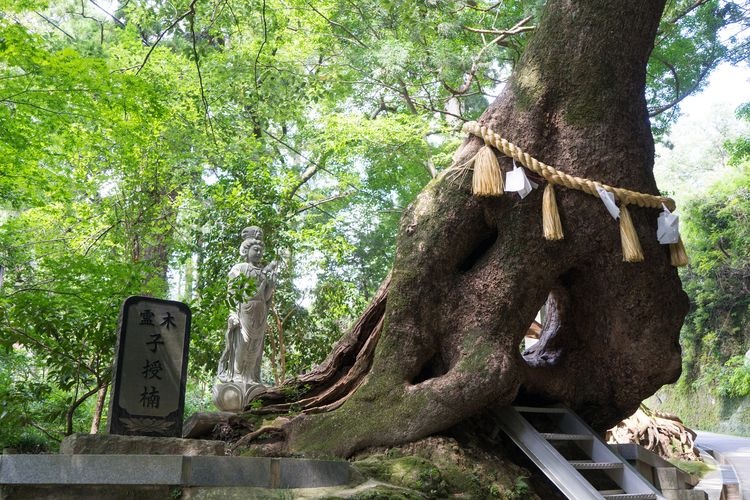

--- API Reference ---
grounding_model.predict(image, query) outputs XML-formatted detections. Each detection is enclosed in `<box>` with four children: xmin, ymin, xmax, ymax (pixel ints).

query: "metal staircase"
<box><xmin>495</xmin><ymin>405</ymin><xmax>665</xmax><ymax>500</ymax></box>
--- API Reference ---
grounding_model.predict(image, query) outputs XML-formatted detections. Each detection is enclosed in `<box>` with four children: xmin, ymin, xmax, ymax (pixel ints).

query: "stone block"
<box><xmin>183</xmin><ymin>457</ymin><xmax>354</xmax><ymax>488</ymax></box>
<box><xmin>1</xmin><ymin>454</ymin><xmax>356</xmax><ymax>493</ymax></box>
<box><xmin>0</xmin><ymin>455</ymin><xmax>183</xmax><ymax>485</ymax></box>
<box><xmin>60</xmin><ymin>433</ymin><xmax>225</xmax><ymax>456</ymax></box>
<box><xmin>662</xmin><ymin>489</ymin><xmax>708</xmax><ymax>500</ymax></box>
<box><xmin>186</xmin><ymin>456</ymin><xmax>272</xmax><ymax>487</ymax></box>
<box><xmin>276</xmin><ymin>458</ymin><xmax>352</xmax><ymax>488</ymax></box>
<box><xmin>655</xmin><ymin>466</ymin><xmax>680</xmax><ymax>490</ymax></box>
<box><xmin>0</xmin><ymin>484</ymin><xmax>174</xmax><ymax>499</ymax></box>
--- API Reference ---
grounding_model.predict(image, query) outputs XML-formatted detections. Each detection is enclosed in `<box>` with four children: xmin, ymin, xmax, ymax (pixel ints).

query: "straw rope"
<box><xmin>462</xmin><ymin>121</ymin><xmax>676</xmax><ymax>212</ymax></box>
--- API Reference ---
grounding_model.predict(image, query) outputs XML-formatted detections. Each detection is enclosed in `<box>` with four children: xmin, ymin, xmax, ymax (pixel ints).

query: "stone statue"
<box><xmin>213</xmin><ymin>226</ymin><xmax>278</xmax><ymax>412</ymax></box>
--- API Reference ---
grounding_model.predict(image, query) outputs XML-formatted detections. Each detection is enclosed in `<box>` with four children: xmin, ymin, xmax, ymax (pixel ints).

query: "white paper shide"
<box><xmin>657</xmin><ymin>204</ymin><xmax>681</xmax><ymax>245</ymax></box>
<box><xmin>596</xmin><ymin>185</ymin><xmax>620</xmax><ymax>220</ymax></box>
<box><xmin>505</xmin><ymin>164</ymin><xmax>538</xmax><ymax>199</ymax></box>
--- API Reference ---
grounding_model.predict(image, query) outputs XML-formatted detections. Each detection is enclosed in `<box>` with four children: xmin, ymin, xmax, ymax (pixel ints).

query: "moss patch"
<box><xmin>511</xmin><ymin>63</ymin><xmax>545</xmax><ymax>111</ymax></box>
<box><xmin>351</xmin><ymin>436</ymin><xmax>544</xmax><ymax>499</ymax></box>
<box><xmin>669</xmin><ymin>458</ymin><xmax>713</xmax><ymax>479</ymax></box>
<box><xmin>341</xmin><ymin>484</ymin><xmax>426</xmax><ymax>499</ymax></box>
<box><xmin>353</xmin><ymin>456</ymin><xmax>446</xmax><ymax>497</ymax></box>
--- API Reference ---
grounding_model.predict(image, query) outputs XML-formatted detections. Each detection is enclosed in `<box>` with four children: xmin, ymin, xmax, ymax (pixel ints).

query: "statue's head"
<box><xmin>241</xmin><ymin>226</ymin><xmax>263</xmax><ymax>240</ymax></box>
<box><xmin>239</xmin><ymin>226</ymin><xmax>264</xmax><ymax>265</ymax></box>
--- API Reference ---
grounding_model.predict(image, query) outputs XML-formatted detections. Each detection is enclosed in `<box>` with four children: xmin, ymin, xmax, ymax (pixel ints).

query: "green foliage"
<box><xmin>648</xmin><ymin>0</ymin><xmax>745</xmax><ymax>137</ymax></box>
<box><xmin>726</xmin><ymin>103</ymin><xmax>750</xmax><ymax>163</ymax></box>
<box><xmin>510</xmin><ymin>476</ymin><xmax>530</xmax><ymax>499</ymax></box>
<box><xmin>669</xmin><ymin>458</ymin><xmax>713</xmax><ymax>478</ymax></box>
<box><xmin>183</xmin><ymin>373</ymin><xmax>213</xmax><ymax>419</ymax></box>
<box><xmin>718</xmin><ymin>356</ymin><xmax>750</xmax><ymax>398</ymax></box>
<box><xmin>678</xmin><ymin>165</ymin><xmax>750</xmax><ymax>389</ymax></box>
<box><xmin>655</xmin><ymin>101</ymin><xmax>750</xmax><ymax>433</ymax></box>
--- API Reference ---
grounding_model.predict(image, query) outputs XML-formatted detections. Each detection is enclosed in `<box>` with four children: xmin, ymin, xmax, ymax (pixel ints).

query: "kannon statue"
<box><xmin>213</xmin><ymin>226</ymin><xmax>277</xmax><ymax>411</ymax></box>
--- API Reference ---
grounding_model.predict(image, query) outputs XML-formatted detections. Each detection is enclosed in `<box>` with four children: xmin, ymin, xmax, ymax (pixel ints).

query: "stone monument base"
<box><xmin>0</xmin><ymin>453</ymin><xmax>355</xmax><ymax>500</ymax></box>
<box><xmin>60</xmin><ymin>433</ymin><xmax>225</xmax><ymax>456</ymax></box>
<box><xmin>212</xmin><ymin>380</ymin><xmax>266</xmax><ymax>412</ymax></box>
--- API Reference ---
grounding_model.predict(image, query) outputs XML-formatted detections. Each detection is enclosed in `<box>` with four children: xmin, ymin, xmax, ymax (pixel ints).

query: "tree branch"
<box><xmin>4</xmin><ymin>323</ymin><xmax>98</xmax><ymax>378</ymax></box>
<box><xmin>34</xmin><ymin>11</ymin><xmax>76</xmax><ymax>41</ymax></box>
<box><xmin>344</xmin><ymin>0</ymin><xmax>379</xmax><ymax>39</ymax></box>
<box><xmin>425</xmin><ymin>158</ymin><xmax>438</xmax><ymax>179</ymax></box>
<box><xmin>188</xmin><ymin>3</ymin><xmax>217</xmax><ymax>145</ymax></box>
<box><xmin>648</xmin><ymin>60</ymin><xmax>714</xmax><ymax>117</ymax></box>
<box><xmin>461</xmin><ymin>24</ymin><xmax>536</xmax><ymax>37</ymax></box>
<box><xmin>254</xmin><ymin>0</ymin><xmax>268</xmax><ymax>88</ymax></box>
<box><xmin>288</xmin><ymin>164</ymin><xmax>320</xmax><ymax>200</ymax></box>
<box><xmin>0</xmin><ymin>98</ymin><xmax>93</xmax><ymax>119</ymax></box>
<box><xmin>465</xmin><ymin>0</ymin><xmax>503</xmax><ymax>12</ymax></box>
<box><xmin>136</xmin><ymin>0</ymin><xmax>197</xmax><ymax>75</ymax></box>
<box><xmin>66</xmin><ymin>383</ymin><xmax>103</xmax><ymax>435</ymax></box>
<box><xmin>294</xmin><ymin>191</ymin><xmax>354</xmax><ymax>215</ymax></box>
<box><xmin>447</xmin><ymin>16</ymin><xmax>534</xmax><ymax>96</ymax></box>
<box><xmin>83</xmin><ymin>222</ymin><xmax>120</xmax><ymax>256</ymax></box>
<box><xmin>28</xmin><ymin>421</ymin><xmax>63</xmax><ymax>444</ymax></box>
<box><xmin>397</xmin><ymin>78</ymin><xmax>418</xmax><ymax>114</ymax></box>
<box><xmin>78</xmin><ymin>0</ymin><xmax>104</xmax><ymax>44</ymax></box>
<box><xmin>306</xmin><ymin>1</ymin><xmax>368</xmax><ymax>48</ymax></box>
<box><xmin>88</xmin><ymin>0</ymin><xmax>126</xmax><ymax>27</ymax></box>
<box><xmin>6</xmin><ymin>287</ymin><xmax>83</xmax><ymax>298</ymax></box>
<box><xmin>717</xmin><ymin>237</ymin><xmax>732</xmax><ymax>259</ymax></box>
<box><xmin>370</xmin><ymin>96</ymin><xmax>397</xmax><ymax>119</ymax></box>
<box><xmin>665</xmin><ymin>0</ymin><xmax>710</xmax><ymax>26</ymax></box>
<box><xmin>263</xmin><ymin>129</ymin><xmax>394</xmax><ymax>213</ymax></box>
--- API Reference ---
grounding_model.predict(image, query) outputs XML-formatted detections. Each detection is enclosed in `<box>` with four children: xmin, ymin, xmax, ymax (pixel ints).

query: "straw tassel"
<box><xmin>669</xmin><ymin>235</ymin><xmax>689</xmax><ymax>267</ymax></box>
<box><xmin>471</xmin><ymin>145</ymin><xmax>504</xmax><ymax>196</ymax></box>
<box><xmin>619</xmin><ymin>204</ymin><xmax>644</xmax><ymax>262</ymax></box>
<box><xmin>542</xmin><ymin>183</ymin><xmax>564</xmax><ymax>240</ymax></box>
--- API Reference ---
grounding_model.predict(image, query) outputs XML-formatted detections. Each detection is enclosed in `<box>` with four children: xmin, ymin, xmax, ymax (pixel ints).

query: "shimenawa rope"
<box><xmin>454</xmin><ymin>121</ymin><xmax>688</xmax><ymax>267</ymax></box>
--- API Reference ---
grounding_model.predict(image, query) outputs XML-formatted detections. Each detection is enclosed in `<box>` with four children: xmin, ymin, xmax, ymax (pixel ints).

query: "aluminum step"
<box><xmin>541</xmin><ymin>432</ymin><xmax>594</xmax><ymax>441</ymax></box>
<box><xmin>602</xmin><ymin>494</ymin><xmax>657</xmax><ymax>500</ymax></box>
<box><xmin>496</xmin><ymin>405</ymin><xmax>665</xmax><ymax>500</ymax></box>
<box><xmin>514</xmin><ymin>405</ymin><xmax>569</xmax><ymax>413</ymax></box>
<box><xmin>569</xmin><ymin>461</ymin><xmax>624</xmax><ymax>470</ymax></box>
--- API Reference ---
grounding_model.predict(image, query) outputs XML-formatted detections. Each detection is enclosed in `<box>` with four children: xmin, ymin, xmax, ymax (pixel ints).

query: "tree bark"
<box><xmin>90</xmin><ymin>383</ymin><xmax>108</xmax><ymax>434</ymax></box>
<box><xmin>272</xmin><ymin>0</ymin><xmax>689</xmax><ymax>458</ymax></box>
<box><xmin>66</xmin><ymin>384</ymin><xmax>102</xmax><ymax>436</ymax></box>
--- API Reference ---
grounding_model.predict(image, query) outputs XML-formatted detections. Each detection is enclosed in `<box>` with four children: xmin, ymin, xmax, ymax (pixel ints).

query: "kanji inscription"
<box><xmin>108</xmin><ymin>296</ymin><xmax>191</xmax><ymax>437</ymax></box>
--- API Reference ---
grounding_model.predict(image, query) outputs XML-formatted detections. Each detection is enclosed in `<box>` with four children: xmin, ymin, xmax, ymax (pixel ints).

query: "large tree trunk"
<box><xmin>273</xmin><ymin>0</ymin><xmax>689</xmax><ymax>458</ymax></box>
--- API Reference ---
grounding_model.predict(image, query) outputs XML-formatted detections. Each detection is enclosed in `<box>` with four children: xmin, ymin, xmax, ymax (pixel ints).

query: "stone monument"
<box><xmin>213</xmin><ymin>226</ymin><xmax>278</xmax><ymax>412</ymax></box>
<box><xmin>108</xmin><ymin>296</ymin><xmax>191</xmax><ymax>436</ymax></box>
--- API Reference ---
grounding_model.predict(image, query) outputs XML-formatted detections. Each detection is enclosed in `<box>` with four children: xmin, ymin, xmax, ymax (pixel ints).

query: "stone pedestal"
<box><xmin>60</xmin><ymin>433</ymin><xmax>225</xmax><ymax>456</ymax></box>
<box><xmin>0</xmin><ymin>454</ymin><xmax>355</xmax><ymax>499</ymax></box>
<box><xmin>212</xmin><ymin>381</ymin><xmax>265</xmax><ymax>412</ymax></box>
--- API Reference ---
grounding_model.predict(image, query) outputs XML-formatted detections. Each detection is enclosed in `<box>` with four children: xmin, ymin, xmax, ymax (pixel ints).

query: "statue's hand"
<box><xmin>263</xmin><ymin>261</ymin><xmax>279</xmax><ymax>285</ymax></box>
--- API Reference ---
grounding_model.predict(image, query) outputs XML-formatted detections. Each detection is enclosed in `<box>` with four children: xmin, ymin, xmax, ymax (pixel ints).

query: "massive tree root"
<box><xmin>606</xmin><ymin>405</ymin><xmax>701</xmax><ymax>462</ymax></box>
<box><xmin>258</xmin><ymin>275</ymin><xmax>390</xmax><ymax>415</ymax></box>
<box><xmin>247</xmin><ymin>0</ymin><xmax>689</xmax><ymax>458</ymax></box>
